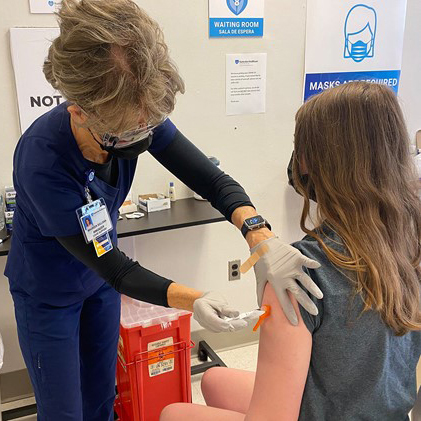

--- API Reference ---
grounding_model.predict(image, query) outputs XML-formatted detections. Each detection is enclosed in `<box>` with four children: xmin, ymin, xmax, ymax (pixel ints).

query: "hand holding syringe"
<box><xmin>224</xmin><ymin>306</ymin><xmax>271</xmax><ymax>331</ymax></box>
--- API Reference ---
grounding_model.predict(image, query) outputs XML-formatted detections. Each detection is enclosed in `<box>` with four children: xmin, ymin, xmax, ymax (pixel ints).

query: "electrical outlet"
<box><xmin>228</xmin><ymin>260</ymin><xmax>241</xmax><ymax>281</ymax></box>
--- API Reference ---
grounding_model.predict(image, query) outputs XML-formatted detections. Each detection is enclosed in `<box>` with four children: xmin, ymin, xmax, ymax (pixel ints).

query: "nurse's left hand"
<box><xmin>251</xmin><ymin>237</ymin><xmax>323</xmax><ymax>326</ymax></box>
<box><xmin>193</xmin><ymin>291</ymin><xmax>248</xmax><ymax>333</ymax></box>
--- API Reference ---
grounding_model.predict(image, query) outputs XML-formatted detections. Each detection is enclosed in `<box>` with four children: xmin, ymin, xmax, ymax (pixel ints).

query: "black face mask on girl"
<box><xmin>287</xmin><ymin>153</ymin><xmax>317</xmax><ymax>202</ymax></box>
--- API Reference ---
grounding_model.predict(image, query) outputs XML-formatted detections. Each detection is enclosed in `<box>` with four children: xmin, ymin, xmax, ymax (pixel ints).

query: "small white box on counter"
<box><xmin>119</xmin><ymin>203</ymin><xmax>138</xmax><ymax>215</ymax></box>
<box><xmin>5</xmin><ymin>186</ymin><xmax>16</xmax><ymax>207</ymax></box>
<box><xmin>5</xmin><ymin>210</ymin><xmax>14</xmax><ymax>231</ymax></box>
<box><xmin>138</xmin><ymin>194</ymin><xmax>171</xmax><ymax>213</ymax></box>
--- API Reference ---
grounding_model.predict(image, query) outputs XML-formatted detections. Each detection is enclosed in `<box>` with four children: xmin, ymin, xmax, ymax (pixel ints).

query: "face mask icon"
<box><xmin>344</xmin><ymin>4</ymin><xmax>377</xmax><ymax>63</ymax></box>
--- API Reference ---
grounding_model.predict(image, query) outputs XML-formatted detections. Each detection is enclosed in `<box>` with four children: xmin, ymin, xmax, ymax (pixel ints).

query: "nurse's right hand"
<box><xmin>193</xmin><ymin>291</ymin><xmax>248</xmax><ymax>333</ymax></box>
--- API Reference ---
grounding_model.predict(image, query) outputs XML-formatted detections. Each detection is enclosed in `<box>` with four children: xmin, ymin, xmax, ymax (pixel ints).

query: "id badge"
<box><xmin>93</xmin><ymin>232</ymin><xmax>113</xmax><ymax>257</ymax></box>
<box><xmin>76</xmin><ymin>198</ymin><xmax>113</xmax><ymax>244</ymax></box>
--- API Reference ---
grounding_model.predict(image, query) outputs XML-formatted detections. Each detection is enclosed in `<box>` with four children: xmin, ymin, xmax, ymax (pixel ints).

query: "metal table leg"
<box><xmin>191</xmin><ymin>341</ymin><xmax>227</xmax><ymax>376</ymax></box>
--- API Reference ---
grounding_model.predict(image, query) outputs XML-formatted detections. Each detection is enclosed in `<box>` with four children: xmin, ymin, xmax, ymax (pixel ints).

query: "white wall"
<box><xmin>0</xmin><ymin>0</ymin><xmax>420</xmax><ymax>374</ymax></box>
<box><xmin>400</xmin><ymin>1</ymin><xmax>421</xmax><ymax>140</ymax></box>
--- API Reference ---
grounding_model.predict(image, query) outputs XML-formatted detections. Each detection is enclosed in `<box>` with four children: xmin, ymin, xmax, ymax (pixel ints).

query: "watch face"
<box><xmin>246</xmin><ymin>216</ymin><xmax>265</xmax><ymax>226</ymax></box>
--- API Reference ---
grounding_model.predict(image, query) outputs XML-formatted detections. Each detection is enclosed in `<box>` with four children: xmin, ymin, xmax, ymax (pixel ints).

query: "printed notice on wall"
<box><xmin>209</xmin><ymin>0</ymin><xmax>264</xmax><ymax>37</ymax></box>
<box><xmin>226</xmin><ymin>53</ymin><xmax>267</xmax><ymax>116</ymax></box>
<box><xmin>10</xmin><ymin>28</ymin><xmax>63</xmax><ymax>133</ymax></box>
<box><xmin>303</xmin><ymin>1</ymin><xmax>407</xmax><ymax>101</ymax></box>
<box><xmin>29</xmin><ymin>0</ymin><xmax>62</xmax><ymax>13</ymax></box>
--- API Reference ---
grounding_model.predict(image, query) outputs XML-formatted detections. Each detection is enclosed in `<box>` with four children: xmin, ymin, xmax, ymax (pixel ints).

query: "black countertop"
<box><xmin>0</xmin><ymin>198</ymin><xmax>225</xmax><ymax>257</ymax></box>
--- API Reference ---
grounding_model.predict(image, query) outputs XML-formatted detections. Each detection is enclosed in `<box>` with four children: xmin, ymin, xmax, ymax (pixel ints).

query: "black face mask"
<box><xmin>89</xmin><ymin>129</ymin><xmax>153</xmax><ymax>160</ymax></box>
<box><xmin>287</xmin><ymin>153</ymin><xmax>317</xmax><ymax>202</ymax></box>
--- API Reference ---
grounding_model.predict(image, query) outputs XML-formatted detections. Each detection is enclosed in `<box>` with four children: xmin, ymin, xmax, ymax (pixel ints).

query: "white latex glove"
<box><xmin>251</xmin><ymin>237</ymin><xmax>323</xmax><ymax>325</ymax></box>
<box><xmin>193</xmin><ymin>291</ymin><xmax>248</xmax><ymax>333</ymax></box>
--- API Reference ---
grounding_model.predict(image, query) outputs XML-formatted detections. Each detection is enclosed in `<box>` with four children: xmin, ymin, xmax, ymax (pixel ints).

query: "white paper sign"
<box><xmin>304</xmin><ymin>1</ymin><xmax>407</xmax><ymax>101</ymax></box>
<box><xmin>29</xmin><ymin>0</ymin><xmax>61</xmax><ymax>14</ymax></box>
<box><xmin>209</xmin><ymin>0</ymin><xmax>264</xmax><ymax>37</ymax></box>
<box><xmin>226</xmin><ymin>53</ymin><xmax>267</xmax><ymax>116</ymax></box>
<box><xmin>10</xmin><ymin>28</ymin><xmax>63</xmax><ymax>134</ymax></box>
<box><xmin>0</xmin><ymin>333</ymin><xmax>4</xmax><ymax>371</ymax></box>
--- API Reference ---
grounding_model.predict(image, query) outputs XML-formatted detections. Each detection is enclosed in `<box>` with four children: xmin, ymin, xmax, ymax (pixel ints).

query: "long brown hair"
<box><xmin>293</xmin><ymin>82</ymin><xmax>421</xmax><ymax>336</ymax></box>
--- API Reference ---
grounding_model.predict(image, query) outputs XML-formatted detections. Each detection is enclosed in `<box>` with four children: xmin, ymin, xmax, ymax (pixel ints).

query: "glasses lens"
<box><xmin>101</xmin><ymin>118</ymin><xmax>166</xmax><ymax>149</ymax></box>
<box><xmin>114</xmin><ymin>129</ymin><xmax>153</xmax><ymax>149</ymax></box>
<box><xmin>101</xmin><ymin>126</ymin><xmax>152</xmax><ymax>149</ymax></box>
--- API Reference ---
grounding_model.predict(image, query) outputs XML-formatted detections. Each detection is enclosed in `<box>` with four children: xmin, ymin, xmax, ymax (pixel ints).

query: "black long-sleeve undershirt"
<box><xmin>151</xmin><ymin>130</ymin><xmax>254</xmax><ymax>221</ymax></box>
<box><xmin>57</xmin><ymin>129</ymin><xmax>253</xmax><ymax>307</ymax></box>
<box><xmin>57</xmin><ymin>234</ymin><xmax>173</xmax><ymax>306</ymax></box>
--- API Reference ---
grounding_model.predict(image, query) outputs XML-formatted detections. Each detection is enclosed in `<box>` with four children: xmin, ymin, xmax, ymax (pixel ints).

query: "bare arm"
<box><xmin>167</xmin><ymin>283</ymin><xmax>203</xmax><ymax>312</ymax></box>
<box><xmin>245</xmin><ymin>283</ymin><xmax>312</xmax><ymax>421</ymax></box>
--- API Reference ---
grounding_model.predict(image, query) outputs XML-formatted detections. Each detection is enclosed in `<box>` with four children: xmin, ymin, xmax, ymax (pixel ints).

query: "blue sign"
<box><xmin>303</xmin><ymin>1</ymin><xmax>407</xmax><ymax>102</ymax></box>
<box><xmin>209</xmin><ymin>0</ymin><xmax>264</xmax><ymax>38</ymax></box>
<box><xmin>304</xmin><ymin>70</ymin><xmax>401</xmax><ymax>101</ymax></box>
<box><xmin>227</xmin><ymin>0</ymin><xmax>248</xmax><ymax>16</ymax></box>
<box><xmin>344</xmin><ymin>4</ymin><xmax>377</xmax><ymax>63</ymax></box>
<box><xmin>209</xmin><ymin>18</ymin><xmax>263</xmax><ymax>37</ymax></box>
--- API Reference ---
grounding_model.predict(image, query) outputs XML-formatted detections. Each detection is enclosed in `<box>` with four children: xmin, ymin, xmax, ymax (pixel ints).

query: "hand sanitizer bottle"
<box><xmin>169</xmin><ymin>182</ymin><xmax>176</xmax><ymax>202</ymax></box>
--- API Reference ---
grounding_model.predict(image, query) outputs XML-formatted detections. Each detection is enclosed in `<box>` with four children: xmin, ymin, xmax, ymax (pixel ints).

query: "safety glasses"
<box><xmin>101</xmin><ymin>123</ymin><xmax>159</xmax><ymax>149</ymax></box>
<box><xmin>77</xmin><ymin>105</ymin><xmax>165</xmax><ymax>149</ymax></box>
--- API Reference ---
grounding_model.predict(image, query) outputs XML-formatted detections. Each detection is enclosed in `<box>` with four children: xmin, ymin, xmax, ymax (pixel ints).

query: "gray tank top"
<box><xmin>293</xmin><ymin>226</ymin><xmax>420</xmax><ymax>420</ymax></box>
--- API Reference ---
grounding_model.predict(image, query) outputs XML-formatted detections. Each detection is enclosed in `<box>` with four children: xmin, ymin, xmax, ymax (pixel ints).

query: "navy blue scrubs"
<box><xmin>5</xmin><ymin>103</ymin><xmax>176</xmax><ymax>420</ymax></box>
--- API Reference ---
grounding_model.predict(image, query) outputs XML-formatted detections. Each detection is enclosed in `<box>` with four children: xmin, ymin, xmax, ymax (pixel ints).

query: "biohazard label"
<box><xmin>117</xmin><ymin>335</ymin><xmax>127</xmax><ymax>372</ymax></box>
<box><xmin>147</xmin><ymin>337</ymin><xmax>174</xmax><ymax>377</ymax></box>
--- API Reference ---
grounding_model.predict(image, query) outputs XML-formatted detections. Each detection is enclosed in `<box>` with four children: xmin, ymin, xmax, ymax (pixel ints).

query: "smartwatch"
<box><xmin>241</xmin><ymin>215</ymin><xmax>272</xmax><ymax>238</ymax></box>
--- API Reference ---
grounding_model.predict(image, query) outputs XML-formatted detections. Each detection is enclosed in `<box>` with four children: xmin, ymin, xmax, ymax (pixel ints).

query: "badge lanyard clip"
<box><xmin>84</xmin><ymin>170</ymin><xmax>95</xmax><ymax>204</ymax></box>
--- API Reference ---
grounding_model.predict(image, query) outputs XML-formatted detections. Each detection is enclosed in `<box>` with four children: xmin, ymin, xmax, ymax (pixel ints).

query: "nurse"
<box><xmin>5</xmin><ymin>0</ymin><xmax>322</xmax><ymax>420</ymax></box>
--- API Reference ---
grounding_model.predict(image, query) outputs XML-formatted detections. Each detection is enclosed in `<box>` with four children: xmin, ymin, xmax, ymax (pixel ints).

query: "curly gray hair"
<box><xmin>44</xmin><ymin>0</ymin><xmax>185</xmax><ymax>134</ymax></box>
